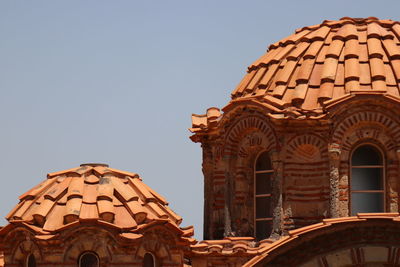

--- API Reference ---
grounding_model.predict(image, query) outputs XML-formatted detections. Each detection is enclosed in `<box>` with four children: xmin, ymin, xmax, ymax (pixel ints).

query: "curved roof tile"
<box><xmin>230</xmin><ymin>17</ymin><xmax>400</xmax><ymax>113</ymax></box>
<box><xmin>242</xmin><ymin>213</ymin><xmax>400</xmax><ymax>266</ymax></box>
<box><xmin>7</xmin><ymin>164</ymin><xmax>183</xmax><ymax>234</ymax></box>
<box><xmin>191</xmin><ymin>17</ymin><xmax>400</xmax><ymax>135</ymax></box>
<box><xmin>190</xmin><ymin>237</ymin><xmax>263</xmax><ymax>256</ymax></box>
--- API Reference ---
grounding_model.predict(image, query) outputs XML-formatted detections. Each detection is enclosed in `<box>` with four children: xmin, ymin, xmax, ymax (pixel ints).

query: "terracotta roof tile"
<box><xmin>301</xmin><ymin>87</ymin><xmax>320</xmax><ymax>110</ymax></box>
<box><xmin>190</xmin><ymin>18</ymin><xmax>400</xmax><ymax>137</ymax></box>
<box><xmin>79</xmin><ymin>203</ymin><xmax>98</xmax><ymax>220</ymax></box>
<box><xmin>384</xmin><ymin>64</ymin><xmax>397</xmax><ymax>86</ymax></box>
<box><xmin>43</xmin><ymin>204</ymin><xmax>65</xmax><ymax>232</ymax></box>
<box><xmin>18</xmin><ymin>179</ymin><xmax>54</xmax><ymax>201</ymax></box>
<box><xmin>7</xmin><ymin>163</ymin><xmax>188</xmax><ymax>236</ymax></box>
<box><xmin>297</xmin><ymin>58</ymin><xmax>316</xmax><ymax>83</ymax></box>
<box><xmin>308</xmin><ymin>63</ymin><xmax>323</xmax><ymax>86</ymax></box>
<box><xmin>82</xmin><ymin>183</ymin><xmax>97</xmax><ymax>204</ymax></box>
<box><xmin>275</xmin><ymin>60</ymin><xmax>298</xmax><ymax>86</ymax></box>
<box><xmin>259</xmin><ymin>64</ymin><xmax>279</xmax><ymax>88</ymax></box>
<box><xmin>292</xmin><ymin>83</ymin><xmax>308</xmax><ymax>101</ymax></box>
<box><xmin>392</xmin><ymin>24</ymin><xmax>400</xmax><ymax>39</ymax></box>
<box><xmin>243</xmin><ymin>213</ymin><xmax>400</xmax><ymax>267</ymax></box>
<box><xmin>190</xmin><ymin>237</ymin><xmax>261</xmax><ymax>257</ymax></box>
<box><xmin>222</xmin><ymin>18</ymin><xmax>400</xmax><ymax>117</ymax></box>
<box><xmin>114</xmin><ymin>205</ymin><xmax>137</xmax><ymax>229</ymax></box>
<box><xmin>65</xmin><ymin>196</ymin><xmax>82</xmax><ymax>223</ymax></box>
<box><xmin>33</xmin><ymin>198</ymin><xmax>54</xmax><ymax>225</ymax></box>
<box><xmin>370</xmin><ymin>57</ymin><xmax>386</xmax><ymax>82</ymax></box>
<box><xmin>12</xmin><ymin>200</ymin><xmax>34</xmax><ymax>220</ymax></box>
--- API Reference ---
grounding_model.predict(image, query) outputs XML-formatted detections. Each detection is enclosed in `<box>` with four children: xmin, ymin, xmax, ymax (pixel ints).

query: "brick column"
<box><xmin>201</xmin><ymin>142</ymin><xmax>214</xmax><ymax>239</ymax></box>
<box><xmin>271</xmin><ymin>150</ymin><xmax>283</xmax><ymax>237</ymax></box>
<box><xmin>223</xmin><ymin>158</ymin><xmax>234</xmax><ymax>237</ymax></box>
<box><xmin>328</xmin><ymin>143</ymin><xmax>341</xmax><ymax>218</ymax></box>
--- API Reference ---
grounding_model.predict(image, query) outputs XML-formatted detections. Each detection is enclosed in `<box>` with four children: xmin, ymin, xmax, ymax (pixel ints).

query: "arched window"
<box><xmin>26</xmin><ymin>254</ymin><xmax>36</xmax><ymax>267</ymax></box>
<box><xmin>351</xmin><ymin>144</ymin><xmax>384</xmax><ymax>215</ymax></box>
<box><xmin>143</xmin><ymin>253</ymin><xmax>156</xmax><ymax>267</ymax></box>
<box><xmin>254</xmin><ymin>151</ymin><xmax>273</xmax><ymax>240</ymax></box>
<box><xmin>78</xmin><ymin>252</ymin><xmax>99</xmax><ymax>267</ymax></box>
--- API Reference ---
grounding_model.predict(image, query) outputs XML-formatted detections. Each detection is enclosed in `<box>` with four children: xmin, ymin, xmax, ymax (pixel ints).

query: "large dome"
<box><xmin>229</xmin><ymin>17</ymin><xmax>400</xmax><ymax>117</ymax></box>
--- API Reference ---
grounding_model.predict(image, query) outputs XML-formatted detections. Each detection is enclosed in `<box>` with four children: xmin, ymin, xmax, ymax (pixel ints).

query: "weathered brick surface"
<box><xmin>198</xmin><ymin>101</ymin><xmax>400</xmax><ymax>240</ymax></box>
<box><xmin>0</xmin><ymin>224</ymin><xmax>188</xmax><ymax>266</ymax></box>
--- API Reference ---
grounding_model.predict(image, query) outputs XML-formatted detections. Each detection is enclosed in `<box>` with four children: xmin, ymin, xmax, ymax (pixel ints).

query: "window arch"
<box><xmin>26</xmin><ymin>254</ymin><xmax>36</xmax><ymax>267</ymax></box>
<box><xmin>143</xmin><ymin>252</ymin><xmax>156</xmax><ymax>267</ymax></box>
<box><xmin>254</xmin><ymin>151</ymin><xmax>273</xmax><ymax>240</ymax></box>
<box><xmin>350</xmin><ymin>144</ymin><xmax>385</xmax><ymax>215</ymax></box>
<box><xmin>78</xmin><ymin>252</ymin><xmax>99</xmax><ymax>267</ymax></box>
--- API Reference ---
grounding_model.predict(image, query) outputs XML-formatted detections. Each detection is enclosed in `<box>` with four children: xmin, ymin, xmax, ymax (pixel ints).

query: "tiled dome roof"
<box><xmin>231</xmin><ymin>17</ymin><xmax>400</xmax><ymax>115</ymax></box>
<box><xmin>6</xmin><ymin>164</ymin><xmax>185</xmax><ymax>234</ymax></box>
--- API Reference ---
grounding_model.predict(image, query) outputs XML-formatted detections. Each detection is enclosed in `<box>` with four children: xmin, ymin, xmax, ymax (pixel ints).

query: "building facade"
<box><xmin>190</xmin><ymin>16</ymin><xmax>400</xmax><ymax>265</ymax></box>
<box><xmin>3</xmin><ymin>17</ymin><xmax>400</xmax><ymax>267</ymax></box>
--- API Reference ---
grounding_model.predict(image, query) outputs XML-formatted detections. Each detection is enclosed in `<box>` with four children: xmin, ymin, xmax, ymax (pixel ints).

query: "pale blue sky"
<box><xmin>0</xmin><ymin>1</ymin><xmax>399</xmax><ymax>240</ymax></box>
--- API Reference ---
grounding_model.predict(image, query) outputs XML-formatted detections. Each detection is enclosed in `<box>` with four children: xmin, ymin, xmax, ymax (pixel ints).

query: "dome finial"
<box><xmin>80</xmin><ymin>163</ymin><xmax>109</xmax><ymax>167</ymax></box>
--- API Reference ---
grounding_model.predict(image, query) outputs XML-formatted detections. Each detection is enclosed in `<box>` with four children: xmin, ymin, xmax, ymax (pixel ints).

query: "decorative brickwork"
<box><xmin>198</xmin><ymin>110</ymin><xmax>279</xmax><ymax>239</ymax></box>
<box><xmin>4</xmin><ymin>16</ymin><xmax>400</xmax><ymax>267</ymax></box>
<box><xmin>332</xmin><ymin>105</ymin><xmax>400</xmax><ymax>216</ymax></box>
<box><xmin>190</xmin><ymin>18</ymin><xmax>400</xmax><ymax>248</ymax></box>
<box><xmin>244</xmin><ymin>214</ymin><xmax>400</xmax><ymax>267</ymax></box>
<box><xmin>283</xmin><ymin>133</ymin><xmax>329</xmax><ymax>230</ymax></box>
<box><xmin>0</xmin><ymin>222</ymin><xmax>192</xmax><ymax>267</ymax></box>
<box><xmin>0</xmin><ymin>164</ymin><xmax>195</xmax><ymax>267</ymax></box>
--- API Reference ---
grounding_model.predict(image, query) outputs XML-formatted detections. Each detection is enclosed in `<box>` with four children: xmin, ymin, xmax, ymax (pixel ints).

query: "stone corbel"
<box><xmin>328</xmin><ymin>143</ymin><xmax>341</xmax><ymax>218</ymax></box>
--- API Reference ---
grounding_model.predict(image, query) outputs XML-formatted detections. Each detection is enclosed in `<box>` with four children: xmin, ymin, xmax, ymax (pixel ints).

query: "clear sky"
<box><xmin>0</xmin><ymin>0</ymin><xmax>399</xmax><ymax>240</ymax></box>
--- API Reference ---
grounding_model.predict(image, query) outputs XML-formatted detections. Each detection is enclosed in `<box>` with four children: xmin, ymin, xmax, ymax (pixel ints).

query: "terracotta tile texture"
<box><xmin>190</xmin><ymin>237</ymin><xmax>263</xmax><ymax>256</ymax></box>
<box><xmin>6</xmin><ymin>163</ymin><xmax>191</xmax><ymax>239</ymax></box>
<box><xmin>242</xmin><ymin>213</ymin><xmax>400</xmax><ymax>266</ymax></box>
<box><xmin>191</xmin><ymin>17</ymin><xmax>400</xmax><ymax>134</ymax></box>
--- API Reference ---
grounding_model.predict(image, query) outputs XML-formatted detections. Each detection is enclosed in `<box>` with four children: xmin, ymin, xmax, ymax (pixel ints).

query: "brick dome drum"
<box><xmin>190</xmin><ymin>18</ymin><xmax>400</xmax><ymax>259</ymax></box>
<box><xmin>229</xmin><ymin>17</ymin><xmax>400</xmax><ymax>118</ymax></box>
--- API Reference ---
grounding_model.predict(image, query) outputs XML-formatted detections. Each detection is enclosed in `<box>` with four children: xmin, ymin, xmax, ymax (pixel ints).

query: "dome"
<box><xmin>6</xmin><ymin>163</ymin><xmax>190</xmax><ymax>237</ymax></box>
<box><xmin>229</xmin><ymin>17</ymin><xmax>400</xmax><ymax>118</ymax></box>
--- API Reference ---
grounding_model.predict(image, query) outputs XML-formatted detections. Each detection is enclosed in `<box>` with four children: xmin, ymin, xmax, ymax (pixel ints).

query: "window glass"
<box><xmin>352</xmin><ymin>145</ymin><xmax>382</xmax><ymax>165</ymax></box>
<box><xmin>256</xmin><ymin>197</ymin><xmax>271</xmax><ymax>218</ymax></box>
<box><xmin>255</xmin><ymin>151</ymin><xmax>273</xmax><ymax>240</ymax></box>
<box><xmin>351</xmin><ymin>192</ymin><xmax>384</xmax><ymax>214</ymax></box>
<box><xmin>255</xmin><ymin>152</ymin><xmax>272</xmax><ymax>171</ymax></box>
<box><xmin>255</xmin><ymin>220</ymin><xmax>272</xmax><ymax>241</ymax></box>
<box><xmin>352</xmin><ymin>168</ymin><xmax>383</xmax><ymax>190</ymax></box>
<box><xmin>351</xmin><ymin>145</ymin><xmax>384</xmax><ymax>215</ymax></box>
<box><xmin>143</xmin><ymin>253</ymin><xmax>155</xmax><ymax>267</ymax></box>
<box><xmin>79</xmin><ymin>252</ymin><xmax>99</xmax><ymax>267</ymax></box>
<box><xmin>255</xmin><ymin>173</ymin><xmax>272</xmax><ymax>195</ymax></box>
<box><xmin>27</xmin><ymin>254</ymin><xmax>36</xmax><ymax>267</ymax></box>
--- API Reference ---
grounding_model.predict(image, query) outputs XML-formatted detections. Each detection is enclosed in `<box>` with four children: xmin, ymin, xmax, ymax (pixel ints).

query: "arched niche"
<box><xmin>219</xmin><ymin>112</ymin><xmax>280</xmax><ymax>238</ymax></box>
<box><xmin>282</xmin><ymin>133</ymin><xmax>329</xmax><ymax>230</ymax></box>
<box><xmin>78</xmin><ymin>251</ymin><xmax>100</xmax><ymax>267</ymax></box>
<box><xmin>143</xmin><ymin>252</ymin><xmax>157</xmax><ymax>267</ymax></box>
<box><xmin>3</xmin><ymin>228</ymin><xmax>42</xmax><ymax>265</ymax></box>
<box><xmin>331</xmin><ymin>110</ymin><xmax>400</xmax><ymax>216</ymax></box>
<box><xmin>136</xmin><ymin>227</ymin><xmax>175</xmax><ymax>263</ymax></box>
<box><xmin>26</xmin><ymin>254</ymin><xmax>37</xmax><ymax>267</ymax></box>
<box><xmin>62</xmin><ymin>228</ymin><xmax>114</xmax><ymax>264</ymax></box>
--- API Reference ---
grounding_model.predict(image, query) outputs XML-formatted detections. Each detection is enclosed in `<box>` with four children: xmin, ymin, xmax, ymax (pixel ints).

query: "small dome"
<box><xmin>231</xmin><ymin>17</ymin><xmax>400</xmax><ymax>116</ymax></box>
<box><xmin>7</xmin><ymin>164</ymin><xmax>183</xmax><ymax>233</ymax></box>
